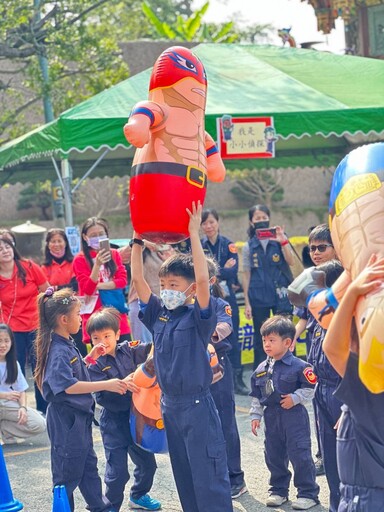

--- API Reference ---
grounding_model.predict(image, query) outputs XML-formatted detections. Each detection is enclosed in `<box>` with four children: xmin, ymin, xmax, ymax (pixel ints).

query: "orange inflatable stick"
<box><xmin>124</xmin><ymin>46</ymin><xmax>226</xmax><ymax>243</ymax></box>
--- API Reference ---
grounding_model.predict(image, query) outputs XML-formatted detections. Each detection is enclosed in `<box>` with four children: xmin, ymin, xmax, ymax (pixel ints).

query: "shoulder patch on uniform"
<box><xmin>256</xmin><ymin>371</ymin><xmax>267</xmax><ymax>378</ymax></box>
<box><xmin>225</xmin><ymin>305</ymin><xmax>232</xmax><ymax>317</ymax></box>
<box><xmin>128</xmin><ymin>340</ymin><xmax>140</xmax><ymax>347</ymax></box>
<box><xmin>70</xmin><ymin>356</ymin><xmax>78</xmax><ymax>364</ymax></box>
<box><xmin>303</xmin><ymin>367</ymin><xmax>317</xmax><ymax>384</ymax></box>
<box><xmin>102</xmin><ymin>366</ymin><xmax>112</xmax><ymax>372</ymax></box>
<box><xmin>228</xmin><ymin>243</ymin><xmax>238</xmax><ymax>254</ymax></box>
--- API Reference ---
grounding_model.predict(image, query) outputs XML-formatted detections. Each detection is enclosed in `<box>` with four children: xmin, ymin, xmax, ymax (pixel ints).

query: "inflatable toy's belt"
<box><xmin>131</xmin><ymin>162</ymin><xmax>207</xmax><ymax>189</ymax></box>
<box><xmin>132</xmin><ymin>403</ymin><xmax>165</xmax><ymax>430</ymax></box>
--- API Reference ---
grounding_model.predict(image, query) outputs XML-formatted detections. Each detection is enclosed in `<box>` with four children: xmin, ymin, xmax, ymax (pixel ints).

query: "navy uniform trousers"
<box><xmin>161</xmin><ymin>389</ymin><xmax>232</xmax><ymax>512</ymax></box>
<box><xmin>47</xmin><ymin>403</ymin><xmax>111</xmax><ymax>512</ymax></box>
<box><xmin>315</xmin><ymin>381</ymin><xmax>342</xmax><ymax>512</ymax></box>
<box><xmin>100</xmin><ymin>409</ymin><xmax>157</xmax><ymax>511</ymax></box>
<box><xmin>210</xmin><ymin>352</ymin><xmax>244</xmax><ymax>487</ymax></box>
<box><xmin>264</xmin><ymin>404</ymin><xmax>318</xmax><ymax>500</ymax></box>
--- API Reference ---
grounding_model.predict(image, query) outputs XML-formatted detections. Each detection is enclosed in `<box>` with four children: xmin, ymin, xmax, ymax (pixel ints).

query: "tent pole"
<box><xmin>71</xmin><ymin>149</ymin><xmax>110</xmax><ymax>194</ymax></box>
<box><xmin>51</xmin><ymin>156</ymin><xmax>73</xmax><ymax>226</ymax></box>
<box><xmin>61</xmin><ymin>157</ymin><xmax>73</xmax><ymax>226</ymax></box>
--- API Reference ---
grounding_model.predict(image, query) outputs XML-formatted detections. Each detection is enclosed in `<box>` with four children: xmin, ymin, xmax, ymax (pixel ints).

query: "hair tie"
<box><xmin>44</xmin><ymin>286</ymin><xmax>55</xmax><ymax>298</ymax></box>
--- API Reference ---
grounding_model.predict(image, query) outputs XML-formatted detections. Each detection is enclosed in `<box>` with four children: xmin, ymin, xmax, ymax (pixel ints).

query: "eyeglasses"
<box><xmin>309</xmin><ymin>244</ymin><xmax>333</xmax><ymax>253</ymax></box>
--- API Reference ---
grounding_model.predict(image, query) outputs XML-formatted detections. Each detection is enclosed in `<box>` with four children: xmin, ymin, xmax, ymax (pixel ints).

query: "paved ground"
<box><xmin>3</xmin><ymin>367</ymin><xmax>330</xmax><ymax>512</ymax></box>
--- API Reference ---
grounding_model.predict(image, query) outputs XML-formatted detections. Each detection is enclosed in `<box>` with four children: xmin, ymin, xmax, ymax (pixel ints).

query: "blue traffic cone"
<box><xmin>52</xmin><ymin>485</ymin><xmax>71</xmax><ymax>512</ymax></box>
<box><xmin>0</xmin><ymin>445</ymin><xmax>23</xmax><ymax>511</ymax></box>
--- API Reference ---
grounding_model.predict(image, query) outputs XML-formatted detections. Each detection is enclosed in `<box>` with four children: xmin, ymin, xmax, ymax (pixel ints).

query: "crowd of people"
<box><xmin>0</xmin><ymin>205</ymin><xmax>382</xmax><ymax>512</ymax></box>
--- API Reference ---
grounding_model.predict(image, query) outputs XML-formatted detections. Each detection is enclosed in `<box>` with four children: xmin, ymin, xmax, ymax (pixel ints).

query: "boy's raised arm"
<box><xmin>130</xmin><ymin>232</ymin><xmax>152</xmax><ymax>304</ymax></box>
<box><xmin>187</xmin><ymin>201</ymin><xmax>210</xmax><ymax>309</ymax></box>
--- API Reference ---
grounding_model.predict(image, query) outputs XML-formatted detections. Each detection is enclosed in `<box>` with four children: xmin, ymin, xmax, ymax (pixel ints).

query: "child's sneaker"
<box><xmin>231</xmin><ymin>483</ymin><xmax>248</xmax><ymax>499</ymax></box>
<box><xmin>129</xmin><ymin>494</ymin><xmax>161</xmax><ymax>510</ymax></box>
<box><xmin>291</xmin><ymin>497</ymin><xmax>318</xmax><ymax>510</ymax></box>
<box><xmin>266</xmin><ymin>494</ymin><xmax>288</xmax><ymax>507</ymax></box>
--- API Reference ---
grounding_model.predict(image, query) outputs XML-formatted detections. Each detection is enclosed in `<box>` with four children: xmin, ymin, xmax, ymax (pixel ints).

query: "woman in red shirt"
<box><xmin>41</xmin><ymin>228</ymin><xmax>76</xmax><ymax>289</ymax></box>
<box><xmin>0</xmin><ymin>236</ymin><xmax>49</xmax><ymax>413</ymax></box>
<box><xmin>73</xmin><ymin>217</ymin><xmax>130</xmax><ymax>344</ymax></box>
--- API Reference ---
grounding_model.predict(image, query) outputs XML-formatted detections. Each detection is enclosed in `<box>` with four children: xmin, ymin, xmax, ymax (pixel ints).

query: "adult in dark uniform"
<box><xmin>323</xmin><ymin>255</ymin><xmax>384</xmax><ymax>512</ymax></box>
<box><xmin>250</xmin><ymin>315</ymin><xmax>319</xmax><ymax>510</ymax></box>
<box><xmin>86</xmin><ymin>308</ymin><xmax>160</xmax><ymax>512</ymax></box>
<box><xmin>242</xmin><ymin>205</ymin><xmax>295</xmax><ymax>370</ymax></box>
<box><xmin>201</xmin><ymin>208</ymin><xmax>248</xmax><ymax>394</ymax></box>
<box><xmin>130</xmin><ymin>202</ymin><xmax>232</xmax><ymax>512</ymax></box>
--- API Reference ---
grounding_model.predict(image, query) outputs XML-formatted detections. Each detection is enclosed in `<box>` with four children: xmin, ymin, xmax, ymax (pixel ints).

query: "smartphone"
<box><xmin>256</xmin><ymin>227</ymin><xmax>277</xmax><ymax>240</ymax></box>
<box><xmin>99</xmin><ymin>238</ymin><xmax>111</xmax><ymax>253</ymax></box>
<box><xmin>156</xmin><ymin>244</ymin><xmax>171</xmax><ymax>252</ymax></box>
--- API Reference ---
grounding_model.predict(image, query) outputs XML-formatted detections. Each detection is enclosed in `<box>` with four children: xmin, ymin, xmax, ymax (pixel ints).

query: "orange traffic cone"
<box><xmin>52</xmin><ymin>485</ymin><xmax>70</xmax><ymax>512</ymax></box>
<box><xmin>0</xmin><ymin>445</ymin><xmax>23</xmax><ymax>511</ymax></box>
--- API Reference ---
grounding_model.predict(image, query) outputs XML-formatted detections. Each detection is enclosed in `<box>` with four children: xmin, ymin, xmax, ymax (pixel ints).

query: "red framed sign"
<box><xmin>216</xmin><ymin>115</ymin><xmax>276</xmax><ymax>159</ymax></box>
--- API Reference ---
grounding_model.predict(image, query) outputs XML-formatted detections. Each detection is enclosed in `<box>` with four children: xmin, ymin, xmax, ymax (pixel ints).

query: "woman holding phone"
<box><xmin>73</xmin><ymin>217</ymin><xmax>130</xmax><ymax>344</ymax></box>
<box><xmin>242</xmin><ymin>204</ymin><xmax>294</xmax><ymax>369</ymax></box>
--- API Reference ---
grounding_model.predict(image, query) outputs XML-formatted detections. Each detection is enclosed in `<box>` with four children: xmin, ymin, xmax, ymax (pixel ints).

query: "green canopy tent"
<box><xmin>0</xmin><ymin>43</ymin><xmax>383</xmax><ymax>224</ymax></box>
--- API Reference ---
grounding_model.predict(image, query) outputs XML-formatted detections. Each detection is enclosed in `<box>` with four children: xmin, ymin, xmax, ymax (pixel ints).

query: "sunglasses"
<box><xmin>309</xmin><ymin>244</ymin><xmax>333</xmax><ymax>253</ymax></box>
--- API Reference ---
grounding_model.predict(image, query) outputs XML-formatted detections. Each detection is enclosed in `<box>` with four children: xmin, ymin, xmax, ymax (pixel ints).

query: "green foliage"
<box><xmin>230</xmin><ymin>168</ymin><xmax>285</xmax><ymax>208</ymax></box>
<box><xmin>17</xmin><ymin>180</ymin><xmax>53</xmax><ymax>220</ymax></box>
<box><xmin>142</xmin><ymin>1</ymin><xmax>239</xmax><ymax>42</ymax></box>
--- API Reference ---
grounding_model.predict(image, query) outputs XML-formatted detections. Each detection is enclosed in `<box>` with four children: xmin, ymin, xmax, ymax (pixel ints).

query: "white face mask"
<box><xmin>160</xmin><ymin>283</ymin><xmax>194</xmax><ymax>310</ymax></box>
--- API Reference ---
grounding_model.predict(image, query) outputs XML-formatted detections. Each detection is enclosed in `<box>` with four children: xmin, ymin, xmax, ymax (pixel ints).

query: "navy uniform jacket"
<box><xmin>335</xmin><ymin>352</ymin><xmax>384</xmax><ymax>488</ymax></box>
<box><xmin>212</xmin><ymin>296</ymin><xmax>233</xmax><ymax>354</ymax></box>
<box><xmin>309</xmin><ymin>323</ymin><xmax>341</xmax><ymax>386</ymax></box>
<box><xmin>42</xmin><ymin>333</ymin><xmax>94</xmax><ymax>414</ymax></box>
<box><xmin>139</xmin><ymin>294</ymin><xmax>216</xmax><ymax>396</ymax></box>
<box><xmin>88</xmin><ymin>341</ymin><xmax>151</xmax><ymax>412</ymax></box>
<box><xmin>201</xmin><ymin>235</ymin><xmax>238</xmax><ymax>300</ymax></box>
<box><xmin>250</xmin><ymin>350</ymin><xmax>316</xmax><ymax>408</ymax></box>
<box><xmin>247</xmin><ymin>237</ymin><xmax>292</xmax><ymax>308</ymax></box>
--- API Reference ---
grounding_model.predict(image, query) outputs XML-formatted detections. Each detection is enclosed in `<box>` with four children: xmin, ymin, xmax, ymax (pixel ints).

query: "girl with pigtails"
<box><xmin>35</xmin><ymin>287</ymin><xmax>127</xmax><ymax>512</ymax></box>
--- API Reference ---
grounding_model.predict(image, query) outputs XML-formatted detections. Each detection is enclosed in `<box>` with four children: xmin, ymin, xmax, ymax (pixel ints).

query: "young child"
<box><xmin>86</xmin><ymin>307</ymin><xmax>161</xmax><ymax>512</ymax></box>
<box><xmin>250</xmin><ymin>315</ymin><xmax>319</xmax><ymax>510</ymax></box>
<box><xmin>323</xmin><ymin>254</ymin><xmax>384</xmax><ymax>512</ymax></box>
<box><xmin>130</xmin><ymin>201</ymin><xmax>232</xmax><ymax>512</ymax></box>
<box><xmin>207</xmin><ymin>257</ymin><xmax>247</xmax><ymax>500</ymax></box>
<box><xmin>0</xmin><ymin>323</ymin><xmax>45</xmax><ymax>445</ymax></box>
<box><xmin>34</xmin><ymin>287</ymin><xmax>127</xmax><ymax>512</ymax></box>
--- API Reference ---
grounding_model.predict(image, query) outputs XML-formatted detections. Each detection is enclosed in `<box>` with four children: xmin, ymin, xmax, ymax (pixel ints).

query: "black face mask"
<box><xmin>253</xmin><ymin>220</ymin><xmax>270</xmax><ymax>230</ymax></box>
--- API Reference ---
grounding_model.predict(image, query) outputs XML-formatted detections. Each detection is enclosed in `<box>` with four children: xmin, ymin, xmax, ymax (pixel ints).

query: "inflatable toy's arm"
<box><xmin>205</xmin><ymin>131</ymin><xmax>226</xmax><ymax>183</ymax></box>
<box><xmin>124</xmin><ymin>101</ymin><xmax>166</xmax><ymax>148</ymax></box>
<box><xmin>307</xmin><ymin>271</ymin><xmax>351</xmax><ymax>330</ymax></box>
<box><xmin>287</xmin><ymin>267</ymin><xmax>327</xmax><ymax>308</ymax></box>
<box><xmin>208</xmin><ymin>343</ymin><xmax>224</xmax><ymax>384</ymax></box>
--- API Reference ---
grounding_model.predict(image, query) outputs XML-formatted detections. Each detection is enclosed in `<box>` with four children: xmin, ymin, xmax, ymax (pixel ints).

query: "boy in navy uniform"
<box><xmin>322</xmin><ymin>255</ymin><xmax>384</xmax><ymax>512</ymax></box>
<box><xmin>130</xmin><ymin>201</ymin><xmax>232</xmax><ymax>512</ymax></box>
<box><xmin>87</xmin><ymin>307</ymin><xmax>161</xmax><ymax>511</ymax></box>
<box><xmin>250</xmin><ymin>315</ymin><xmax>319</xmax><ymax>510</ymax></box>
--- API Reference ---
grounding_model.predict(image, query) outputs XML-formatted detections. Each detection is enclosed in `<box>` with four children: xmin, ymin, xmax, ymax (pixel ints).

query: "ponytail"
<box><xmin>34</xmin><ymin>287</ymin><xmax>79</xmax><ymax>391</ymax></box>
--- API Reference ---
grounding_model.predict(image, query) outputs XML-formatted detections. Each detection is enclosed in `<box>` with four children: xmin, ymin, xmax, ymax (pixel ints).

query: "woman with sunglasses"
<box><xmin>242</xmin><ymin>204</ymin><xmax>294</xmax><ymax>370</ymax></box>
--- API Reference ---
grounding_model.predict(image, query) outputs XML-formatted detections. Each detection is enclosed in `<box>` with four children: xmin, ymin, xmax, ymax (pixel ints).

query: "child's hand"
<box><xmin>88</xmin><ymin>344</ymin><xmax>106</xmax><ymax>360</ymax></box>
<box><xmin>186</xmin><ymin>201</ymin><xmax>202</xmax><ymax>236</ymax></box>
<box><xmin>349</xmin><ymin>254</ymin><xmax>384</xmax><ymax>298</ymax></box>
<box><xmin>18</xmin><ymin>407</ymin><xmax>28</xmax><ymax>425</ymax></box>
<box><xmin>244</xmin><ymin>304</ymin><xmax>252</xmax><ymax>320</ymax></box>
<box><xmin>5</xmin><ymin>391</ymin><xmax>21</xmax><ymax>401</ymax></box>
<box><xmin>123</xmin><ymin>373</ymin><xmax>141</xmax><ymax>394</ymax></box>
<box><xmin>104</xmin><ymin>378</ymin><xmax>128</xmax><ymax>395</ymax></box>
<box><xmin>280</xmin><ymin>394</ymin><xmax>294</xmax><ymax>409</ymax></box>
<box><xmin>224</xmin><ymin>258</ymin><xmax>236</xmax><ymax>269</ymax></box>
<box><xmin>251</xmin><ymin>419</ymin><xmax>261</xmax><ymax>436</ymax></box>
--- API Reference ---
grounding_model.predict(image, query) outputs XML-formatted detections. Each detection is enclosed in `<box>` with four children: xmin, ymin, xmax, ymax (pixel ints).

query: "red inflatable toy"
<box><xmin>124</xmin><ymin>46</ymin><xmax>226</xmax><ymax>243</ymax></box>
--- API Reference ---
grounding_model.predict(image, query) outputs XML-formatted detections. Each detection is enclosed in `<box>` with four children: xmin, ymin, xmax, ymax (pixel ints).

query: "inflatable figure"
<box><xmin>289</xmin><ymin>143</ymin><xmax>384</xmax><ymax>393</ymax></box>
<box><xmin>124</xmin><ymin>46</ymin><xmax>226</xmax><ymax>243</ymax></box>
<box><xmin>130</xmin><ymin>343</ymin><xmax>223</xmax><ymax>452</ymax></box>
